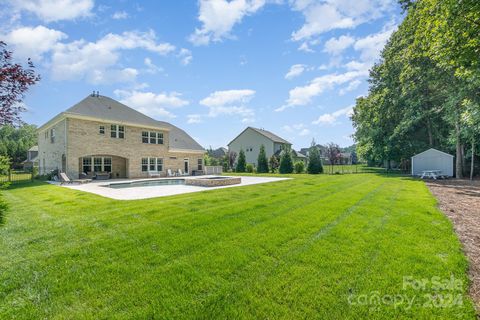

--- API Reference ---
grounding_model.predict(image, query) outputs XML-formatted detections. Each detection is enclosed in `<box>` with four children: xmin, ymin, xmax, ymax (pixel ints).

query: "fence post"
<box><xmin>8</xmin><ymin>168</ymin><xmax>11</xmax><ymax>183</ymax></box>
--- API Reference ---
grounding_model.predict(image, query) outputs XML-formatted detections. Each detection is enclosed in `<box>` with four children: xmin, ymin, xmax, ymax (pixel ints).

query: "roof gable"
<box><xmin>228</xmin><ymin>127</ymin><xmax>291</xmax><ymax>146</ymax></box>
<box><xmin>412</xmin><ymin>148</ymin><xmax>454</xmax><ymax>158</ymax></box>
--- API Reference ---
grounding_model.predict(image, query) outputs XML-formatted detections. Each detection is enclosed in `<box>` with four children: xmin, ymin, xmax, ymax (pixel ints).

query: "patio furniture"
<box><xmin>149</xmin><ymin>171</ymin><xmax>161</xmax><ymax>178</ymax></box>
<box><xmin>177</xmin><ymin>169</ymin><xmax>188</xmax><ymax>176</ymax></box>
<box><xmin>95</xmin><ymin>172</ymin><xmax>111</xmax><ymax>180</ymax></box>
<box><xmin>421</xmin><ymin>170</ymin><xmax>442</xmax><ymax>179</ymax></box>
<box><xmin>59</xmin><ymin>172</ymin><xmax>91</xmax><ymax>185</ymax></box>
<box><xmin>167</xmin><ymin>169</ymin><xmax>176</xmax><ymax>177</ymax></box>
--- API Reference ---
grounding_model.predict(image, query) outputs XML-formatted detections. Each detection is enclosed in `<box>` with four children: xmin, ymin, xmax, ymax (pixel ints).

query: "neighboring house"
<box><xmin>37</xmin><ymin>94</ymin><xmax>205</xmax><ymax>179</ymax></box>
<box><xmin>209</xmin><ymin>147</ymin><xmax>228</xmax><ymax>159</ymax></box>
<box><xmin>228</xmin><ymin>127</ymin><xmax>292</xmax><ymax>165</ymax></box>
<box><xmin>291</xmin><ymin>150</ymin><xmax>307</xmax><ymax>165</ymax></box>
<box><xmin>22</xmin><ymin>145</ymin><xmax>39</xmax><ymax>170</ymax></box>
<box><xmin>411</xmin><ymin>148</ymin><xmax>454</xmax><ymax>177</ymax></box>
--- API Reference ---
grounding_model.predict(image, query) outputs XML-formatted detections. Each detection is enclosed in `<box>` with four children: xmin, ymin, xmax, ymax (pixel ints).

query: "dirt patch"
<box><xmin>426</xmin><ymin>179</ymin><xmax>480</xmax><ymax>311</ymax></box>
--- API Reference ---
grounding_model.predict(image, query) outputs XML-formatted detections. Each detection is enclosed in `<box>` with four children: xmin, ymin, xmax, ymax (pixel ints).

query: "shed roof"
<box><xmin>411</xmin><ymin>148</ymin><xmax>454</xmax><ymax>159</ymax></box>
<box><xmin>228</xmin><ymin>127</ymin><xmax>291</xmax><ymax>146</ymax></box>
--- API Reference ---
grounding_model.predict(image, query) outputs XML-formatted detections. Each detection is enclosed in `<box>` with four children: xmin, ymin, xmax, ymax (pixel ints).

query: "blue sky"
<box><xmin>1</xmin><ymin>0</ymin><xmax>403</xmax><ymax>149</ymax></box>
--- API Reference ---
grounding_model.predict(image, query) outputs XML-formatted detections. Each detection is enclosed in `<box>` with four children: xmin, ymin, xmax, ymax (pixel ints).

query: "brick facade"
<box><xmin>38</xmin><ymin>117</ymin><xmax>204</xmax><ymax>179</ymax></box>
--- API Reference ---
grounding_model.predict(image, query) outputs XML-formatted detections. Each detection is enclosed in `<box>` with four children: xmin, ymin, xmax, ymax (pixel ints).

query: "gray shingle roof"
<box><xmin>249</xmin><ymin>127</ymin><xmax>291</xmax><ymax>144</ymax></box>
<box><xmin>65</xmin><ymin>95</ymin><xmax>204</xmax><ymax>151</ymax></box>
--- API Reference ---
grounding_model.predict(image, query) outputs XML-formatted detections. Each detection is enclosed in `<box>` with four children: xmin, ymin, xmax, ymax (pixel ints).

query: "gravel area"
<box><xmin>426</xmin><ymin>179</ymin><xmax>480</xmax><ymax>311</ymax></box>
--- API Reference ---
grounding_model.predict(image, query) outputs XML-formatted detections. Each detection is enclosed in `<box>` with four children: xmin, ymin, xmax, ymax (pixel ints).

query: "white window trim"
<box><xmin>142</xmin><ymin>157</ymin><xmax>163</xmax><ymax>172</ymax></box>
<box><xmin>83</xmin><ymin>156</ymin><xmax>112</xmax><ymax>172</ymax></box>
<box><xmin>111</xmin><ymin>124</ymin><xmax>125</xmax><ymax>139</ymax></box>
<box><xmin>142</xmin><ymin>131</ymin><xmax>164</xmax><ymax>144</ymax></box>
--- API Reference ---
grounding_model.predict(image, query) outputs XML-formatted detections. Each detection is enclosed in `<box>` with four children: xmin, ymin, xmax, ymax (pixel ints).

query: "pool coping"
<box><xmin>51</xmin><ymin>175</ymin><xmax>290</xmax><ymax>200</ymax></box>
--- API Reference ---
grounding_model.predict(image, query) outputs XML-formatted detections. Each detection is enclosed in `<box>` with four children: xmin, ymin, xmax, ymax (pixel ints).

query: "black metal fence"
<box><xmin>0</xmin><ymin>170</ymin><xmax>34</xmax><ymax>184</ymax></box>
<box><xmin>323</xmin><ymin>164</ymin><xmax>409</xmax><ymax>175</ymax></box>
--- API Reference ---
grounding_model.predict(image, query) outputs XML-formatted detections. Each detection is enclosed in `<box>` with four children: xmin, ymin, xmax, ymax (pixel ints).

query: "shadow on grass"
<box><xmin>5</xmin><ymin>180</ymin><xmax>48</xmax><ymax>190</ymax></box>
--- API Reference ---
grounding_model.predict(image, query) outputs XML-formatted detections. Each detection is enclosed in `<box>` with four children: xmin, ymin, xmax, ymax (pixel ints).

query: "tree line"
<box><xmin>351</xmin><ymin>0</ymin><xmax>480</xmax><ymax>179</ymax></box>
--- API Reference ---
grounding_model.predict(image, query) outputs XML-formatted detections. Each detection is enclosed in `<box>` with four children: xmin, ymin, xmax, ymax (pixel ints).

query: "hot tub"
<box><xmin>185</xmin><ymin>176</ymin><xmax>241</xmax><ymax>187</ymax></box>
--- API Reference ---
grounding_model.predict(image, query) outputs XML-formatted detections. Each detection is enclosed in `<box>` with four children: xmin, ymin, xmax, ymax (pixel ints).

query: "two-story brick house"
<box><xmin>37</xmin><ymin>94</ymin><xmax>205</xmax><ymax>179</ymax></box>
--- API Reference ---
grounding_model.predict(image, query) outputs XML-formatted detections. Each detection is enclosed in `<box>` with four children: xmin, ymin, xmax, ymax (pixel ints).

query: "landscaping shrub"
<box><xmin>269</xmin><ymin>155</ymin><xmax>279</xmax><ymax>173</ymax></box>
<box><xmin>0</xmin><ymin>183</ymin><xmax>9</xmax><ymax>225</ymax></box>
<box><xmin>257</xmin><ymin>144</ymin><xmax>269</xmax><ymax>173</ymax></box>
<box><xmin>246</xmin><ymin>163</ymin><xmax>254</xmax><ymax>173</ymax></box>
<box><xmin>294</xmin><ymin>161</ymin><xmax>305</xmax><ymax>173</ymax></box>
<box><xmin>307</xmin><ymin>140</ymin><xmax>323</xmax><ymax>174</ymax></box>
<box><xmin>236</xmin><ymin>149</ymin><xmax>246</xmax><ymax>172</ymax></box>
<box><xmin>279</xmin><ymin>148</ymin><xmax>293</xmax><ymax>174</ymax></box>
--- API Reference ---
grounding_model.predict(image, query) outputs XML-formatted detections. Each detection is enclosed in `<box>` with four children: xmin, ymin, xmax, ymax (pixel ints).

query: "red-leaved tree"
<box><xmin>0</xmin><ymin>41</ymin><xmax>40</xmax><ymax>125</ymax></box>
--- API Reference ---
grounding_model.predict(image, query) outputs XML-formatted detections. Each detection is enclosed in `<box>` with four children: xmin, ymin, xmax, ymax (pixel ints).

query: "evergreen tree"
<box><xmin>307</xmin><ymin>140</ymin><xmax>323</xmax><ymax>174</ymax></box>
<box><xmin>257</xmin><ymin>144</ymin><xmax>269</xmax><ymax>173</ymax></box>
<box><xmin>279</xmin><ymin>146</ymin><xmax>293</xmax><ymax>174</ymax></box>
<box><xmin>236</xmin><ymin>149</ymin><xmax>246</xmax><ymax>172</ymax></box>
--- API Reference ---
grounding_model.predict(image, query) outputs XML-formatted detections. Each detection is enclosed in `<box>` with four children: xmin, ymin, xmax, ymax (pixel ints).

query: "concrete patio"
<box><xmin>53</xmin><ymin>175</ymin><xmax>290</xmax><ymax>200</ymax></box>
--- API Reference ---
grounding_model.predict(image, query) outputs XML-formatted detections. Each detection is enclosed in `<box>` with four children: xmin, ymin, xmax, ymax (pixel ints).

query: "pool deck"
<box><xmin>53</xmin><ymin>175</ymin><xmax>290</xmax><ymax>200</ymax></box>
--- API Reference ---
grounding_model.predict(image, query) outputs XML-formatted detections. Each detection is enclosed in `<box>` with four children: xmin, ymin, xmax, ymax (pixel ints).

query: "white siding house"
<box><xmin>228</xmin><ymin>127</ymin><xmax>291</xmax><ymax>165</ymax></box>
<box><xmin>411</xmin><ymin>148</ymin><xmax>454</xmax><ymax>177</ymax></box>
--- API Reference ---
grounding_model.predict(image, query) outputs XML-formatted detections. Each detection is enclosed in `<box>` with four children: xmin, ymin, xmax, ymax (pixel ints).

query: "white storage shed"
<box><xmin>411</xmin><ymin>148</ymin><xmax>454</xmax><ymax>177</ymax></box>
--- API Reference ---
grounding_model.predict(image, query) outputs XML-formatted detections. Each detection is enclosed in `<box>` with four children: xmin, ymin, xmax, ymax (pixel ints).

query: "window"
<box><xmin>111</xmin><ymin>124</ymin><xmax>125</xmax><ymax>139</ymax></box>
<box><xmin>197</xmin><ymin>158</ymin><xmax>203</xmax><ymax>171</ymax></box>
<box><xmin>99</xmin><ymin>126</ymin><xmax>105</xmax><ymax>134</ymax></box>
<box><xmin>50</xmin><ymin>128</ymin><xmax>56</xmax><ymax>143</ymax></box>
<box><xmin>94</xmin><ymin>157</ymin><xmax>103</xmax><ymax>172</ymax></box>
<box><xmin>103</xmin><ymin>158</ymin><xmax>112</xmax><ymax>172</ymax></box>
<box><xmin>149</xmin><ymin>158</ymin><xmax>156</xmax><ymax>171</ymax></box>
<box><xmin>142</xmin><ymin>157</ymin><xmax>163</xmax><ymax>172</ymax></box>
<box><xmin>158</xmin><ymin>158</ymin><xmax>163</xmax><ymax>171</ymax></box>
<box><xmin>44</xmin><ymin>131</ymin><xmax>49</xmax><ymax>139</ymax></box>
<box><xmin>142</xmin><ymin>131</ymin><xmax>164</xmax><ymax>144</ymax></box>
<box><xmin>150</xmin><ymin>132</ymin><xmax>157</xmax><ymax>144</ymax></box>
<box><xmin>142</xmin><ymin>158</ymin><xmax>148</xmax><ymax>172</ymax></box>
<box><xmin>142</xmin><ymin>131</ymin><xmax>149</xmax><ymax>143</ymax></box>
<box><xmin>82</xmin><ymin>158</ymin><xmax>92</xmax><ymax>173</ymax></box>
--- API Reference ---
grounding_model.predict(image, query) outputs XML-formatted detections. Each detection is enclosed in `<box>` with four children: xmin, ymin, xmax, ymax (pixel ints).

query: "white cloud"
<box><xmin>144</xmin><ymin>57</ymin><xmax>163</xmax><ymax>74</ymax></box>
<box><xmin>50</xmin><ymin>30</ymin><xmax>175</xmax><ymax>84</ymax></box>
<box><xmin>2</xmin><ymin>25</ymin><xmax>67</xmax><ymax>61</ymax></box>
<box><xmin>283</xmin><ymin>123</ymin><xmax>310</xmax><ymax>136</ymax></box>
<box><xmin>312</xmin><ymin>105</ymin><xmax>353</xmax><ymax>125</ymax></box>
<box><xmin>11</xmin><ymin>0</ymin><xmax>94</xmax><ymax>22</ymax></box>
<box><xmin>298</xmin><ymin>42</ymin><xmax>314</xmax><ymax>53</ymax></box>
<box><xmin>178</xmin><ymin>48</ymin><xmax>192</xmax><ymax>65</ymax></box>
<box><xmin>323</xmin><ymin>35</ymin><xmax>355</xmax><ymax>55</ymax></box>
<box><xmin>114</xmin><ymin>90</ymin><xmax>189</xmax><ymax>119</ymax></box>
<box><xmin>199</xmin><ymin>89</ymin><xmax>255</xmax><ymax>122</ymax></box>
<box><xmin>353</xmin><ymin>27</ymin><xmax>395</xmax><ymax>63</ymax></box>
<box><xmin>290</xmin><ymin>0</ymin><xmax>395</xmax><ymax>41</ymax></box>
<box><xmin>277</xmin><ymin>69</ymin><xmax>368</xmax><ymax>111</ymax></box>
<box><xmin>339</xmin><ymin>79</ymin><xmax>361</xmax><ymax>95</ymax></box>
<box><xmin>285</xmin><ymin>64</ymin><xmax>307</xmax><ymax>80</ymax></box>
<box><xmin>189</xmin><ymin>0</ymin><xmax>267</xmax><ymax>45</ymax></box>
<box><xmin>112</xmin><ymin>11</ymin><xmax>129</xmax><ymax>19</ymax></box>
<box><xmin>187</xmin><ymin>114</ymin><xmax>203</xmax><ymax>124</ymax></box>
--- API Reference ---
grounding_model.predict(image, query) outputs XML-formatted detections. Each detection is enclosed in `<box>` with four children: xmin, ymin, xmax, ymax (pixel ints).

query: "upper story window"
<box><xmin>44</xmin><ymin>131</ymin><xmax>49</xmax><ymax>140</ymax></box>
<box><xmin>99</xmin><ymin>126</ymin><xmax>105</xmax><ymax>134</ymax></box>
<box><xmin>50</xmin><ymin>128</ymin><xmax>56</xmax><ymax>143</ymax></box>
<box><xmin>111</xmin><ymin>125</ymin><xmax>125</xmax><ymax>139</ymax></box>
<box><xmin>142</xmin><ymin>131</ymin><xmax>164</xmax><ymax>144</ymax></box>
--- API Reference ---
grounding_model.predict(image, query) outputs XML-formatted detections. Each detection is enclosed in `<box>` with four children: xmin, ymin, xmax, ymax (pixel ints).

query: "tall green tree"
<box><xmin>0</xmin><ymin>124</ymin><xmax>37</xmax><ymax>165</ymax></box>
<box><xmin>256</xmin><ymin>144</ymin><xmax>269</xmax><ymax>173</ymax></box>
<box><xmin>236</xmin><ymin>149</ymin><xmax>246</xmax><ymax>172</ymax></box>
<box><xmin>307</xmin><ymin>139</ymin><xmax>323</xmax><ymax>174</ymax></box>
<box><xmin>279</xmin><ymin>146</ymin><xmax>293</xmax><ymax>174</ymax></box>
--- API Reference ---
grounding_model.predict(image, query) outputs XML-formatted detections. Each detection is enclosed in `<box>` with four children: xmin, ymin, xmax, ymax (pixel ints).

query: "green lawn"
<box><xmin>0</xmin><ymin>174</ymin><xmax>476</xmax><ymax>319</ymax></box>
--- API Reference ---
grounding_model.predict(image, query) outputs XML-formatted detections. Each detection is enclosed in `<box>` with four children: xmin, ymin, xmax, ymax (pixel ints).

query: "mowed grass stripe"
<box><xmin>0</xmin><ymin>175</ymin><xmax>476</xmax><ymax>319</ymax></box>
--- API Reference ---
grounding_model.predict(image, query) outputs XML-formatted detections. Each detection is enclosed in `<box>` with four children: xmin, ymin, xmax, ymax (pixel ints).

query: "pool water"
<box><xmin>106</xmin><ymin>179</ymin><xmax>185</xmax><ymax>189</ymax></box>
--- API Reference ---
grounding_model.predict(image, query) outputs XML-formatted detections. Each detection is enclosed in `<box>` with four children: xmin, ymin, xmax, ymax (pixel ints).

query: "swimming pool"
<box><xmin>106</xmin><ymin>179</ymin><xmax>185</xmax><ymax>189</ymax></box>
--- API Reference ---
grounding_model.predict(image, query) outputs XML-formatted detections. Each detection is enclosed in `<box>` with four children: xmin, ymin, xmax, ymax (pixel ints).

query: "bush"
<box><xmin>279</xmin><ymin>147</ymin><xmax>294</xmax><ymax>174</ymax></box>
<box><xmin>236</xmin><ymin>149</ymin><xmax>246</xmax><ymax>172</ymax></box>
<box><xmin>257</xmin><ymin>144</ymin><xmax>269</xmax><ymax>173</ymax></box>
<box><xmin>307</xmin><ymin>140</ymin><xmax>323</xmax><ymax>174</ymax></box>
<box><xmin>0</xmin><ymin>183</ymin><xmax>9</xmax><ymax>225</ymax></box>
<box><xmin>294</xmin><ymin>161</ymin><xmax>305</xmax><ymax>173</ymax></box>
<box><xmin>269</xmin><ymin>155</ymin><xmax>279</xmax><ymax>173</ymax></box>
<box><xmin>246</xmin><ymin>163</ymin><xmax>254</xmax><ymax>173</ymax></box>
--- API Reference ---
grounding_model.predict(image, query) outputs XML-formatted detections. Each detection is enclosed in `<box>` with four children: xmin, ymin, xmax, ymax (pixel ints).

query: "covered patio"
<box><xmin>78</xmin><ymin>155</ymin><xmax>128</xmax><ymax>179</ymax></box>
